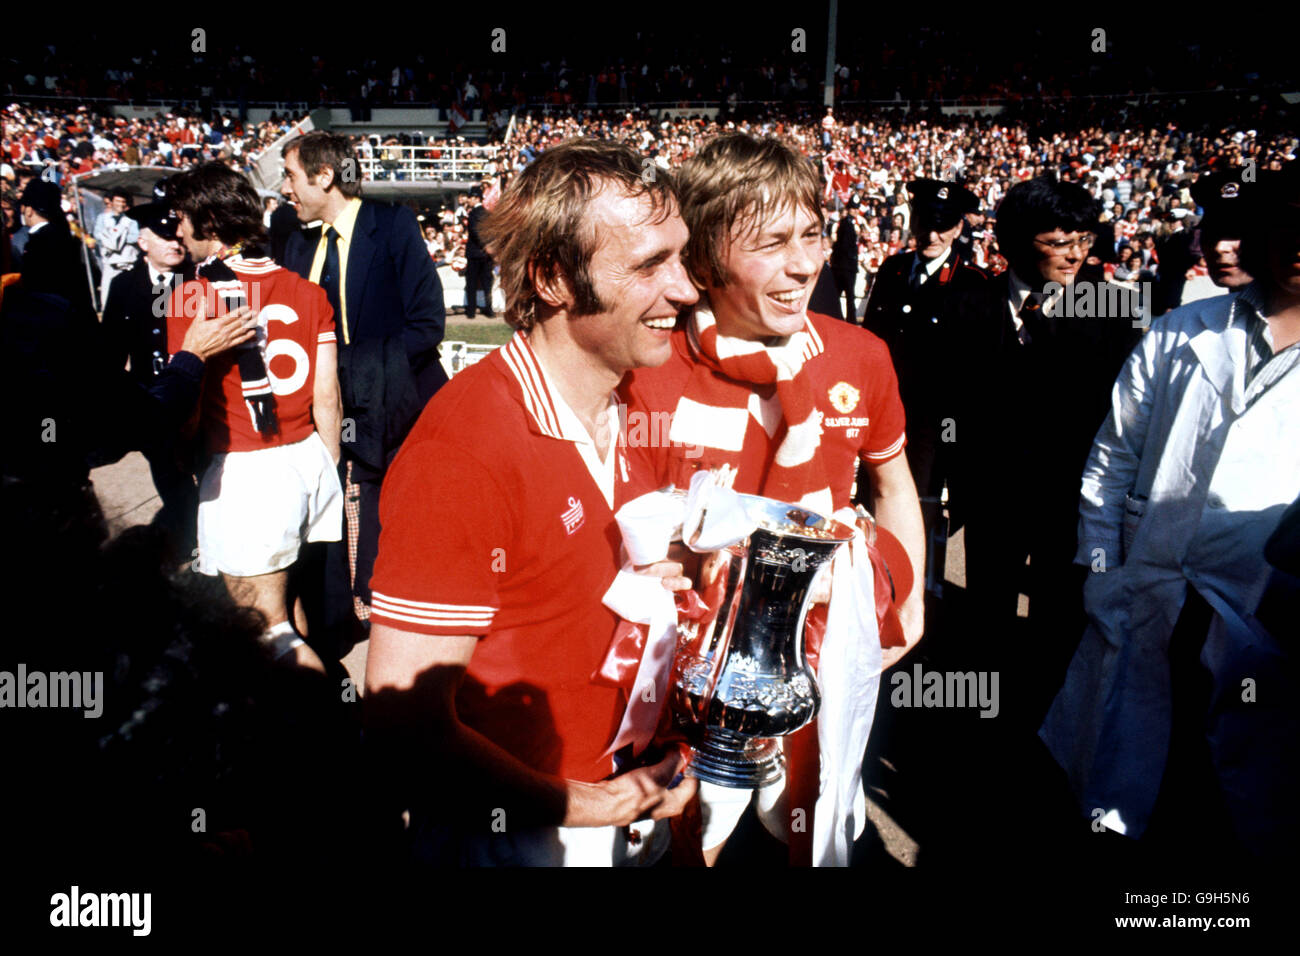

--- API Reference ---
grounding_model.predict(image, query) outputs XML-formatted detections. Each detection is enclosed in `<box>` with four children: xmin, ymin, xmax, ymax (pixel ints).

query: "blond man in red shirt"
<box><xmin>621</xmin><ymin>133</ymin><xmax>926</xmax><ymax>865</ymax></box>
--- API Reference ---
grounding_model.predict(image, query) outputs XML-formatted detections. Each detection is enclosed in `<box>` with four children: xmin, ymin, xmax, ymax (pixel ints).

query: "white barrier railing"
<box><xmin>357</xmin><ymin>144</ymin><xmax>500</xmax><ymax>182</ymax></box>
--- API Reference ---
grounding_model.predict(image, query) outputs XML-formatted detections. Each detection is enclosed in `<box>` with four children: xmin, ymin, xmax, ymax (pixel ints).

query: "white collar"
<box><xmin>914</xmin><ymin>245</ymin><xmax>952</xmax><ymax>282</ymax></box>
<box><xmin>499</xmin><ymin>332</ymin><xmax>620</xmax><ymax>506</ymax></box>
<box><xmin>530</xmin><ymin>338</ymin><xmax>620</xmax><ymax>450</ymax></box>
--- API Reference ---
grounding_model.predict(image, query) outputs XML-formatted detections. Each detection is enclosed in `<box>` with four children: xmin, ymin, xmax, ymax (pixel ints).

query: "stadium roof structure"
<box><xmin>71</xmin><ymin>165</ymin><xmax>178</xmax><ymax>200</ymax></box>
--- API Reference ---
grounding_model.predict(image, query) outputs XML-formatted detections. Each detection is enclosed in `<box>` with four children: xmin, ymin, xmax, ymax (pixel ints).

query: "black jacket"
<box><xmin>863</xmin><ymin>250</ymin><xmax>988</xmax><ymax>431</ymax></box>
<box><xmin>947</xmin><ymin>271</ymin><xmax>1144</xmax><ymax>523</ymax></box>
<box><xmin>102</xmin><ymin>260</ymin><xmax>189</xmax><ymax>388</ymax></box>
<box><xmin>336</xmin><ymin>335</ymin><xmax>422</xmax><ymax>475</ymax></box>
<box><xmin>466</xmin><ymin>204</ymin><xmax>490</xmax><ymax>260</ymax></box>
<box><xmin>807</xmin><ymin>264</ymin><xmax>845</xmax><ymax>321</ymax></box>
<box><xmin>21</xmin><ymin>222</ymin><xmax>94</xmax><ymax>317</ymax></box>
<box><xmin>283</xmin><ymin>200</ymin><xmax>449</xmax><ymax>479</ymax></box>
<box><xmin>830</xmin><ymin>217</ymin><xmax>857</xmax><ymax>274</ymax></box>
<box><xmin>1</xmin><ymin>288</ymin><xmax>204</xmax><ymax>489</ymax></box>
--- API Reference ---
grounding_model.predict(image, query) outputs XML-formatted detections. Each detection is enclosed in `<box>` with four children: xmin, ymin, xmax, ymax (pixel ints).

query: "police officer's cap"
<box><xmin>906</xmin><ymin>178</ymin><xmax>978</xmax><ymax>229</ymax></box>
<box><xmin>128</xmin><ymin>202</ymin><xmax>181</xmax><ymax>241</ymax></box>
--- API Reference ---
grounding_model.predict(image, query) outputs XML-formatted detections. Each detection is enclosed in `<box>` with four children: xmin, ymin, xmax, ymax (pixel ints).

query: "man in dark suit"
<box><xmin>829</xmin><ymin>202</ymin><xmax>858</xmax><ymax>321</ymax></box>
<box><xmin>17</xmin><ymin>178</ymin><xmax>93</xmax><ymax>316</ymax></box>
<box><xmin>951</xmin><ymin>175</ymin><xmax>1143</xmax><ymax>725</ymax></box>
<box><xmin>863</xmin><ymin>179</ymin><xmax>987</xmax><ymax>595</ymax></box>
<box><xmin>463</xmin><ymin>185</ymin><xmax>495</xmax><ymax>318</ymax></box>
<box><xmin>1155</xmin><ymin>210</ymin><xmax>1196</xmax><ymax>315</ymax></box>
<box><xmin>101</xmin><ymin>200</ymin><xmax>197</xmax><ymax>555</ymax></box>
<box><xmin>281</xmin><ymin>131</ymin><xmax>449</xmax><ymax>658</ymax></box>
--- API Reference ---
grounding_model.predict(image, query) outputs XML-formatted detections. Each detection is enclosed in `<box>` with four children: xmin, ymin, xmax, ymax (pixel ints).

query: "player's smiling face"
<box><xmin>707</xmin><ymin>201</ymin><xmax>822</xmax><ymax>342</ymax></box>
<box><xmin>566</xmin><ymin>184</ymin><xmax>697</xmax><ymax>375</ymax></box>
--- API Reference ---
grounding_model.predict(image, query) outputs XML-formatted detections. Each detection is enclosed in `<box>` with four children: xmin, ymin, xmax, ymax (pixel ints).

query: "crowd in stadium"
<box><xmin>5</xmin><ymin>94</ymin><xmax>1298</xmax><ymax>312</ymax></box>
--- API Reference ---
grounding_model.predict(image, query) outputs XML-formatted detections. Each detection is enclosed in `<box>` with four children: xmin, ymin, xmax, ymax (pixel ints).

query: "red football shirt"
<box><xmin>619</xmin><ymin>310</ymin><xmax>907</xmax><ymax>511</ymax></box>
<box><xmin>167</xmin><ymin>256</ymin><xmax>336</xmax><ymax>454</ymax></box>
<box><xmin>370</xmin><ymin>333</ymin><xmax>632</xmax><ymax>783</ymax></box>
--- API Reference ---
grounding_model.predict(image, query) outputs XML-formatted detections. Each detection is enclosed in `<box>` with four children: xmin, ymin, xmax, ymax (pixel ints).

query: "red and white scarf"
<box><xmin>666</xmin><ymin>301</ymin><xmax>834</xmax><ymax>517</ymax></box>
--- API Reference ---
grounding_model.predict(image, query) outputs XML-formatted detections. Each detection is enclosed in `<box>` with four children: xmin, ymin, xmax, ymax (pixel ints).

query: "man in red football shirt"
<box><xmin>364</xmin><ymin>139</ymin><xmax>699</xmax><ymax>865</ymax></box>
<box><xmin>620</xmin><ymin>133</ymin><xmax>927</xmax><ymax>865</ymax></box>
<box><xmin>167</xmin><ymin>163</ymin><xmax>343</xmax><ymax>672</ymax></box>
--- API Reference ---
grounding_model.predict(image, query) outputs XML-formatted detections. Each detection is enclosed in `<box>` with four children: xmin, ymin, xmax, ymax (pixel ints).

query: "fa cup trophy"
<box><xmin>671</xmin><ymin>494</ymin><xmax>854</xmax><ymax>788</ymax></box>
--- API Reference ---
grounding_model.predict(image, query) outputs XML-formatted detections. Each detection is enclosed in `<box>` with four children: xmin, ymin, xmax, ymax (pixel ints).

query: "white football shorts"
<box><xmin>195</xmin><ymin>432</ymin><xmax>342</xmax><ymax>577</ymax></box>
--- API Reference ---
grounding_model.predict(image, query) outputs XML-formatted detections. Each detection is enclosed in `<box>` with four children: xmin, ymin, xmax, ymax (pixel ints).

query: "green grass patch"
<box><xmin>444</xmin><ymin>322</ymin><xmax>514</xmax><ymax>346</ymax></box>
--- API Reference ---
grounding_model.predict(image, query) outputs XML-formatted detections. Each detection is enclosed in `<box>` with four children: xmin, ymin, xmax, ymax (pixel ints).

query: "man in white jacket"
<box><xmin>1041</xmin><ymin>163</ymin><xmax>1300</xmax><ymax>864</ymax></box>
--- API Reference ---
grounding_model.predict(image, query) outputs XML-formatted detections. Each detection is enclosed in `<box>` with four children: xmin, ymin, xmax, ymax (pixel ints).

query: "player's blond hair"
<box><xmin>677</xmin><ymin>133</ymin><xmax>824</xmax><ymax>289</ymax></box>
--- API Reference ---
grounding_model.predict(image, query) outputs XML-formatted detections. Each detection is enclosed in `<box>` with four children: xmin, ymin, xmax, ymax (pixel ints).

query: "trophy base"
<box><xmin>686</xmin><ymin>729</ymin><xmax>784</xmax><ymax>789</ymax></box>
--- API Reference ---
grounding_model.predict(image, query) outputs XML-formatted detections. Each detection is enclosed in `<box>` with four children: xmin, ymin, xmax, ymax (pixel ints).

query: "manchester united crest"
<box><xmin>828</xmin><ymin>382</ymin><xmax>860</xmax><ymax>414</ymax></box>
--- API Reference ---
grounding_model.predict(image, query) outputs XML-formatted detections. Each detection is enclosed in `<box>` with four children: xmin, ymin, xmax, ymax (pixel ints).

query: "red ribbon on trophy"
<box><xmin>593</xmin><ymin>589</ymin><xmax>710</xmax><ymax>695</ymax></box>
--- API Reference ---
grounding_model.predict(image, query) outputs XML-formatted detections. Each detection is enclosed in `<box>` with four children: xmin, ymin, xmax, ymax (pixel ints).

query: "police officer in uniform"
<box><xmin>103</xmin><ymin>202</ymin><xmax>192</xmax><ymax>388</ymax></box>
<box><xmin>101</xmin><ymin>200</ymin><xmax>198</xmax><ymax>557</ymax></box>
<box><xmin>862</xmin><ymin>179</ymin><xmax>987</xmax><ymax>595</ymax></box>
